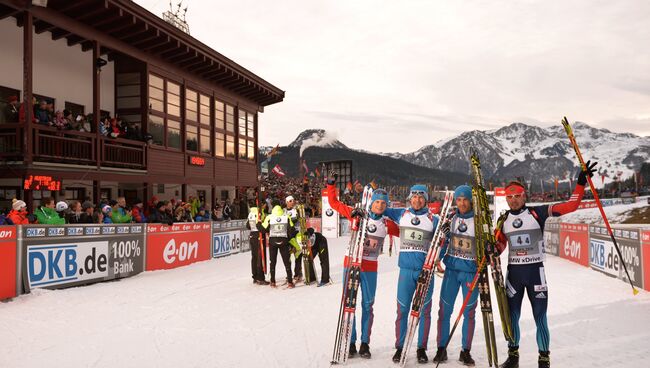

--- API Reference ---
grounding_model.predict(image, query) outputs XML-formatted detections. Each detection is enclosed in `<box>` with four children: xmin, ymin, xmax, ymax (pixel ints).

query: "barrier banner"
<box><xmin>322</xmin><ymin>189</ymin><xmax>339</xmax><ymax>238</ymax></box>
<box><xmin>613</xmin><ymin>228</ymin><xmax>643</xmax><ymax>289</ymax></box>
<box><xmin>578</xmin><ymin>201</ymin><xmax>598</xmax><ymax>209</ymax></box>
<box><xmin>559</xmin><ymin>223</ymin><xmax>589</xmax><ymax>267</ymax></box>
<box><xmin>543</xmin><ymin>219</ymin><xmax>560</xmax><ymax>256</ymax></box>
<box><xmin>0</xmin><ymin>226</ymin><xmax>17</xmax><ymax>300</ymax></box>
<box><xmin>339</xmin><ymin>218</ymin><xmax>351</xmax><ymax>236</ymax></box>
<box><xmin>146</xmin><ymin>223</ymin><xmax>211</xmax><ymax>271</ymax></box>
<box><xmin>307</xmin><ymin>218</ymin><xmax>322</xmax><ymax>233</ymax></box>
<box><xmin>241</xmin><ymin>228</ymin><xmax>251</xmax><ymax>252</ymax></box>
<box><xmin>212</xmin><ymin>229</ymin><xmax>243</xmax><ymax>258</ymax></box>
<box><xmin>642</xmin><ymin>230</ymin><xmax>650</xmax><ymax>291</ymax></box>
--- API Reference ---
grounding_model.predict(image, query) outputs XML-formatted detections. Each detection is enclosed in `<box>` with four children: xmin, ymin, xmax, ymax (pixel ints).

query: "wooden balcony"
<box><xmin>0</xmin><ymin>124</ymin><xmax>147</xmax><ymax>170</ymax></box>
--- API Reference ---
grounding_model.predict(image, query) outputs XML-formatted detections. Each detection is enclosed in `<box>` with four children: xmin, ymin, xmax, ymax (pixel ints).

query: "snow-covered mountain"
<box><xmin>288</xmin><ymin>129</ymin><xmax>347</xmax><ymax>153</ymax></box>
<box><xmin>396</xmin><ymin>122</ymin><xmax>650</xmax><ymax>185</ymax></box>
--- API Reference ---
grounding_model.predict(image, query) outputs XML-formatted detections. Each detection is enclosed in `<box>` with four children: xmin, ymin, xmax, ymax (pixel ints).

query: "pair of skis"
<box><xmin>399</xmin><ymin>190</ymin><xmax>455</xmax><ymax>366</ymax></box>
<box><xmin>297</xmin><ymin>204</ymin><xmax>313</xmax><ymax>284</ymax></box>
<box><xmin>330</xmin><ymin>184</ymin><xmax>374</xmax><ymax>365</ymax></box>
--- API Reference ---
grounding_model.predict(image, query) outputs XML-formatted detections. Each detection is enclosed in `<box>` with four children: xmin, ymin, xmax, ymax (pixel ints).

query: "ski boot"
<box><xmin>538</xmin><ymin>351</ymin><xmax>550</xmax><ymax>368</ymax></box>
<box><xmin>258</xmin><ymin>280</ymin><xmax>270</xmax><ymax>285</ymax></box>
<box><xmin>270</xmin><ymin>282</ymin><xmax>277</xmax><ymax>288</ymax></box>
<box><xmin>359</xmin><ymin>343</ymin><xmax>371</xmax><ymax>359</ymax></box>
<box><xmin>433</xmin><ymin>347</ymin><xmax>447</xmax><ymax>363</ymax></box>
<box><xmin>459</xmin><ymin>349</ymin><xmax>475</xmax><ymax>366</ymax></box>
<box><xmin>499</xmin><ymin>347</ymin><xmax>519</xmax><ymax>368</ymax></box>
<box><xmin>349</xmin><ymin>343</ymin><xmax>357</xmax><ymax>358</ymax></box>
<box><xmin>392</xmin><ymin>348</ymin><xmax>402</xmax><ymax>363</ymax></box>
<box><xmin>293</xmin><ymin>274</ymin><xmax>303</xmax><ymax>283</ymax></box>
<box><xmin>416</xmin><ymin>348</ymin><xmax>428</xmax><ymax>363</ymax></box>
<box><xmin>287</xmin><ymin>282</ymin><xmax>295</xmax><ymax>289</ymax></box>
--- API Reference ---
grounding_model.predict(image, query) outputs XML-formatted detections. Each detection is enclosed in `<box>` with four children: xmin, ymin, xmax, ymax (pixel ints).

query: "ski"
<box><xmin>470</xmin><ymin>151</ymin><xmax>514</xmax><ymax>366</ymax></box>
<box><xmin>562</xmin><ymin>117</ymin><xmax>639</xmax><ymax>295</ymax></box>
<box><xmin>330</xmin><ymin>184</ymin><xmax>374</xmax><ymax>365</ymax></box>
<box><xmin>297</xmin><ymin>204</ymin><xmax>312</xmax><ymax>284</ymax></box>
<box><xmin>399</xmin><ymin>190</ymin><xmax>455</xmax><ymax>367</ymax></box>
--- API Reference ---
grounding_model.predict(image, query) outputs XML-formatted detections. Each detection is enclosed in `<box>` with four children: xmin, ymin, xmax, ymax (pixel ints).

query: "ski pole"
<box><xmin>562</xmin><ymin>117</ymin><xmax>639</xmax><ymax>295</ymax></box>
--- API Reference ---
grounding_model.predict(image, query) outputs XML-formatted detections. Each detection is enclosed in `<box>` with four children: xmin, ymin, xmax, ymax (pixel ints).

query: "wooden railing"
<box><xmin>0</xmin><ymin>123</ymin><xmax>23</xmax><ymax>160</ymax></box>
<box><xmin>0</xmin><ymin>124</ymin><xmax>146</xmax><ymax>169</ymax></box>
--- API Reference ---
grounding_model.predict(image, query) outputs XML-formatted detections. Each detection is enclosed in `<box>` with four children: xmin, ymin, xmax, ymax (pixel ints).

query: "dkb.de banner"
<box><xmin>22</xmin><ymin>224</ymin><xmax>145</xmax><ymax>291</ymax></box>
<box><xmin>146</xmin><ymin>223</ymin><xmax>211</xmax><ymax>271</ymax></box>
<box><xmin>589</xmin><ymin>225</ymin><xmax>643</xmax><ymax>289</ymax></box>
<box><xmin>0</xmin><ymin>226</ymin><xmax>17</xmax><ymax>300</ymax></box>
<box><xmin>212</xmin><ymin>222</ymin><xmax>243</xmax><ymax>258</ymax></box>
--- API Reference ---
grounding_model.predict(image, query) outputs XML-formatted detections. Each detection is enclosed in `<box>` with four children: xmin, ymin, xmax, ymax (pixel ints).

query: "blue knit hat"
<box><xmin>454</xmin><ymin>185</ymin><xmax>472</xmax><ymax>203</ymax></box>
<box><xmin>371</xmin><ymin>189</ymin><xmax>389</xmax><ymax>205</ymax></box>
<box><xmin>408</xmin><ymin>184</ymin><xmax>429</xmax><ymax>202</ymax></box>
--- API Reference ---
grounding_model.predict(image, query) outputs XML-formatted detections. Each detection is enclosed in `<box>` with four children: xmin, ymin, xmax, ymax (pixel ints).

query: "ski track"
<box><xmin>1</xmin><ymin>237</ymin><xmax>649</xmax><ymax>368</ymax></box>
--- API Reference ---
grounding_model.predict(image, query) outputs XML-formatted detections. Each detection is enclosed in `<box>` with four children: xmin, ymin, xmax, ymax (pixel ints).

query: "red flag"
<box><xmin>315</xmin><ymin>167</ymin><xmax>321</xmax><ymax>177</ymax></box>
<box><xmin>346</xmin><ymin>182</ymin><xmax>353</xmax><ymax>191</ymax></box>
<box><xmin>267</xmin><ymin>144</ymin><xmax>280</xmax><ymax>157</ymax></box>
<box><xmin>271</xmin><ymin>164</ymin><xmax>286</xmax><ymax>177</ymax></box>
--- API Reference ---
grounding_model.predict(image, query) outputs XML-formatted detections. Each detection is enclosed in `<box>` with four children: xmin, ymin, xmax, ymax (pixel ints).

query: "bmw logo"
<box><xmin>513</xmin><ymin>218</ymin><xmax>523</xmax><ymax>229</ymax></box>
<box><xmin>276</xmin><ymin>217</ymin><xmax>282</xmax><ymax>222</ymax></box>
<box><xmin>326</xmin><ymin>209</ymin><xmax>334</xmax><ymax>217</ymax></box>
<box><xmin>458</xmin><ymin>222</ymin><xmax>468</xmax><ymax>233</ymax></box>
<box><xmin>367</xmin><ymin>223</ymin><xmax>377</xmax><ymax>233</ymax></box>
<box><xmin>411</xmin><ymin>217</ymin><xmax>420</xmax><ymax>226</ymax></box>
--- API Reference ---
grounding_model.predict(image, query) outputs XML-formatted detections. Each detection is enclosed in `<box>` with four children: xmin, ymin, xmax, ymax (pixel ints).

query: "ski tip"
<box><xmin>633</xmin><ymin>287</ymin><xmax>639</xmax><ymax>296</ymax></box>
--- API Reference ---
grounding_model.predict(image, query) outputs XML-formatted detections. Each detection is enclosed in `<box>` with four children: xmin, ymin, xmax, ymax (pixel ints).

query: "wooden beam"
<box><xmin>93</xmin><ymin>8</ymin><xmax>124</xmax><ymax>28</ymax></box>
<box><xmin>0</xmin><ymin>8</ymin><xmax>19</xmax><ymax>21</ymax></box>
<box><xmin>190</xmin><ymin>61</ymin><xmax>215</xmax><ymax>74</ymax></box>
<box><xmin>67</xmin><ymin>34</ymin><xmax>85</xmax><ymax>47</ymax></box>
<box><xmin>141</xmin><ymin>35</ymin><xmax>171</xmax><ymax>52</ymax></box>
<box><xmin>169</xmin><ymin>50</ymin><xmax>197</xmax><ymax>64</ymax></box>
<box><xmin>34</xmin><ymin>21</ymin><xmax>57</xmax><ymax>34</ymax></box>
<box><xmin>71</xmin><ymin>4</ymin><xmax>109</xmax><ymax>22</ymax></box>
<box><xmin>127</xmin><ymin>29</ymin><xmax>159</xmax><ymax>46</ymax></box>
<box><xmin>23</xmin><ymin>10</ymin><xmax>33</xmax><ymax>166</ymax></box>
<box><xmin>58</xmin><ymin>0</ymin><xmax>96</xmax><ymax>13</ymax></box>
<box><xmin>106</xmin><ymin>16</ymin><xmax>138</xmax><ymax>36</ymax></box>
<box><xmin>51</xmin><ymin>28</ymin><xmax>72</xmax><ymax>40</ymax></box>
<box><xmin>161</xmin><ymin>45</ymin><xmax>188</xmax><ymax>58</ymax></box>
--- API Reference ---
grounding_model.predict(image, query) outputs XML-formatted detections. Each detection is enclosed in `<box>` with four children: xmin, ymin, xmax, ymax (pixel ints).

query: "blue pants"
<box><xmin>506</xmin><ymin>263</ymin><xmax>550</xmax><ymax>352</ymax></box>
<box><xmin>342</xmin><ymin>268</ymin><xmax>378</xmax><ymax>344</ymax></box>
<box><xmin>436</xmin><ymin>269</ymin><xmax>479</xmax><ymax>350</ymax></box>
<box><xmin>395</xmin><ymin>268</ymin><xmax>435</xmax><ymax>349</ymax></box>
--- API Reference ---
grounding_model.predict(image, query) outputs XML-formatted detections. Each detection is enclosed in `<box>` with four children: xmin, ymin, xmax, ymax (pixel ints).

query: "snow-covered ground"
<box><xmin>1</xmin><ymin>236</ymin><xmax>649</xmax><ymax>368</ymax></box>
<box><xmin>557</xmin><ymin>197</ymin><xmax>649</xmax><ymax>225</ymax></box>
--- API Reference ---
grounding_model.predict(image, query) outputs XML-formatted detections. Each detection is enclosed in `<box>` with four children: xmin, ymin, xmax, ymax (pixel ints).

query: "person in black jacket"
<box><xmin>149</xmin><ymin>201</ymin><xmax>174</xmax><ymax>225</ymax></box>
<box><xmin>78</xmin><ymin>201</ymin><xmax>96</xmax><ymax>224</ymax></box>
<box><xmin>305</xmin><ymin>228</ymin><xmax>331</xmax><ymax>286</ymax></box>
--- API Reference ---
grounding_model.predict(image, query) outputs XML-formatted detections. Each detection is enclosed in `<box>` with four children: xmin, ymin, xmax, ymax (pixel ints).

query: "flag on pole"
<box><xmin>302</xmin><ymin>160</ymin><xmax>309</xmax><ymax>174</ymax></box>
<box><xmin>267</xmin><ymin>144</ymin><xmax>280</xmax><ymax>157</ymax></box>
<box><xmin>271</xmin><ymin>164</ymin><xmax>286</xmax><ymax>177</ymax></box>
<box><xmin>314</xmin><ymin>167</ymin><xmax>321</xmax><ymax>177</ymax></box>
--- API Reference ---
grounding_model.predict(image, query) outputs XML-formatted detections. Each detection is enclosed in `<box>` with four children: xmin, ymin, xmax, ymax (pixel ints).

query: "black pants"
<box><xmin>250</xmin><ymin>232</ymin><xmax>266</xmax><ymax>281</ymax></box>
<box><xmin>269</xmin><ymin>238</ymin><xmax>292</xmax><ymax>283</ymax></box>
<box><xmin>294</xmin><ymin>240</ymin><xmax>330</xmax><ymax>283</ymax></box>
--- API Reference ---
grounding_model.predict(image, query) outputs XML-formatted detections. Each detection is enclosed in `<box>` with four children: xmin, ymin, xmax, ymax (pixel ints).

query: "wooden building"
<box><xmin>0</xmin><ymin>0</ymin><xmax>284</xmax><ymax>211</ymax></box>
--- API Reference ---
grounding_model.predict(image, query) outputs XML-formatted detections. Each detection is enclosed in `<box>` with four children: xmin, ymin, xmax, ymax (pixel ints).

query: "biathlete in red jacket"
<box><xmin>326</xmin><ymin>173</ymin><xmax>399</xmax><ymax>359</ymax></box>
<box><xmin>496</xmin><ymin>161</ymin><xmax>597</xmax><ymax>368</ymax></box>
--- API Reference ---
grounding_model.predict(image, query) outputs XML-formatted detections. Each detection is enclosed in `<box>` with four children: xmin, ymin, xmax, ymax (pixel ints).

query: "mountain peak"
<box><xmin>288</xmin><ymin>129</ymin><xmax>348</xmax><ymax>155</ymax></box>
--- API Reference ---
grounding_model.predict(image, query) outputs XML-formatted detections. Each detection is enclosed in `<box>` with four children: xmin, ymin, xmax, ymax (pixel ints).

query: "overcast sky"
<box><xmin>135</xmin><ymin>0</ymin><xmax>650</xmax><ymax>153</ymax></box>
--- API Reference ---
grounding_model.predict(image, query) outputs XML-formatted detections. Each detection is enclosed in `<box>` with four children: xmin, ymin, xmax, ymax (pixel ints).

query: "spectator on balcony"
<box><xmin>46</xmin><ymin>102</ymin><xmax>54</xmax><ymax>122</ymax></box>
<box><xmin>109</xmin><ymin>117</ymin><xmax>123</xmax><ymax>138</ymax></box>
<box><xmin>35</xmin><ymin>100</ymin><xmax>51</xmax><ymax>126</ymax></box>
<box><xmin>78</xmin><ymin>201</ymin><xmax>96</xmax><ymax>224</ymax></box>
<box><xmin>131</xmin><ymin>199</ymin><xmax>147</xmax><ymax>223</ymax></box>
<box><xmin>150</xmin><ymin>201</ymin><xmax>173</xmax><ymax>225</ymax></box>
<box><xmin>80</xmin><ymin>115</ymin><xmax>92</xmax><ymax>132</ymax></box>
<box><xmin>145</xmin><ymin>196</ymin><xmax>159</xmax><ymax>217</ymax></box>
<box><xmin>52</xmin><ymin>110</ymin><xmax>68</xmax><ymax>130</ymax></box>
<box><xmin>35</xmin><ymin>197</ymin><xmax>65</xmax><ymax>225</ymax></box>
<box><xmin>18</xmin><ymin>96</ymin><xmax>36</xmax><ymax>123</ymax></box>
<box><xmin>99</xmin><ymin>116</ymin><xmax>110</xmax><ymax>136</ymax></box>
<box><xmin>121</xmin><ymin>120</ymin><xmax>142</xmax><ymax>140</ymax></box>
<box><xmin>111</xmin><ymin>197</ymin><xmax>133</xmax><ymax>224</ymax></box>
<box><xmin>232</xmin><ymin>198</ymin><xmax>241</xmax><ymax>220</ymax></box>
<box><xmin>0</xmin><ymin>211</ymin><xmax>12</xmax><ymax>225</ymax></box>
<box><xmin>212</xmin><ymin>201</ymin><xmax>224</xmax><ymax>221</ymax></box>
<box><xmin>4</xmin><ymin>95</ymin><xmax>19</xmax><ymax>123</ymax></box>
<box><xmin>7</xmin><ymin>199</ymin><xmax>29</xmax><ymax>224</ymax></box>
<box><xmin>65</xmin><ymin>110</ymin><xmax>82</xmax><ymax>131</ymax></box>
<box><xmin>174</xmin><ymin>206</ymin><xmax>187</xmax><ymax>223</ymax></box>
<box><xmin>67</xmin><ymin>201</ymin><xmax>83</xmax><ymax>224</ymax></box>
<box><xmin>223</xmin><ymin>199</ymin><xmax>233</xmax><ymax>221</ymax></box>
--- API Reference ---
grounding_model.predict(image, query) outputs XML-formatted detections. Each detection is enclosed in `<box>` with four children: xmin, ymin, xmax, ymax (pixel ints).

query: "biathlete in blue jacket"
<box><xmin>382</xmin><ymin>184</ymin><xmax>439</xmax><ymax>364</ymax></box>
<box><xmin>433</xmin><ymin>185</ymin><xmax>478</xmax><ymax>366</ymax></box>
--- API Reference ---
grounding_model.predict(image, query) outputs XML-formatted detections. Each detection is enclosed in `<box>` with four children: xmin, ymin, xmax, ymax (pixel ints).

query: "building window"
<box><xmin>166</xmin><ymin>81</ymin><xmax>181</xmax><ymax>117</ymax></box>
<box><xmin>247</xmin><ymin>113</ymin><xmax>255</xmax><ymax>140</ymax></box>
<box><xmin>64</xmin><ymin>102</ymin><xmax>85</xmax><ymax>118</ymax></box>
<box><xmin>185</xmin><ymin>89</ymin><xmax>198</xmax><ymax>123</ymax></box>
<box><xmin>199</xmin><ymin>93</ymin><xmax>211</xmax><ymax>155</ymax></box>
<box><xmin>148</xmin><ymin>115</ymin><xmax>164</xmax><ymax>145</ymax></box>
<box><xmin>226</xmin><ymin>104</ymin><xmax>235</xmax><ymax>133</ymax></box>
<box><xmin>226</xmin><ymin>134</ymin><xmax>235</xmax><ymax>158</ymax></box>
<box><xmin>167</xmin><ymin>119</ymin><xmax>181</xmax><ymax>149</ymax></box>
<box><xmin>186</xmin><ymin>124</ymin><xmax>198</xmax><ymax>151</ymax></box>
<box><xmin>215</xmin><ymin>99</ymin><xmax>225</xmax><ymax>130</ymax></box>
<box><xmin>148</xmin><ymin>74</ymin><xmax>164</xmax><ymax>112</ymax></box>
<box><xmin>200</xmin><ymin>131</ymin><xmax>211</xmax><ymax>155</ymax></box>
<box><xmin>215</xmin><ymin>132</ymin><xmax>225</xmax><ymax>157</ymax></box>
<box><xmin>238</xmin><ymin>109</ymin><xmax>256</xmax><ymax>161</ymax></box>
